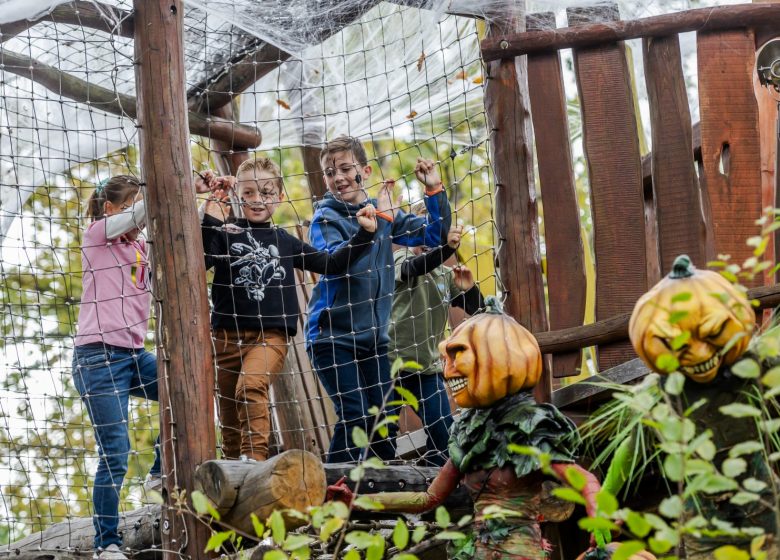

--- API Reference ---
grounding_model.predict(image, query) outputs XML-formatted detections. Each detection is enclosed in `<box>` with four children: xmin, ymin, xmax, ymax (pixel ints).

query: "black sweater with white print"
<box><xmin>202</xmin><ymin>215</ymin><xmax>375</xmax><ymax>336</ymax></box>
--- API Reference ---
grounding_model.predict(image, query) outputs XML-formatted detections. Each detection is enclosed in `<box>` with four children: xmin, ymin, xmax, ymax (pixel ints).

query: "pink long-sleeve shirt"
<box><xmin>74</xmin><ymin>217</ymin><xmax>151</xmax><ymax>349</ymax></box>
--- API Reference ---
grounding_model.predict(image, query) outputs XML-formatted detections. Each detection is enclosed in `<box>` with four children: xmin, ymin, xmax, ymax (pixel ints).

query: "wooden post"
<box><xmin>133</xmin><ymin>1</ymin><xmax>215</xmax><ymax>558</ymax></box>
<box><xmin>481</xmin><ymin>0</ymin><xmax>550</xmax><ymax>402</ymax></box>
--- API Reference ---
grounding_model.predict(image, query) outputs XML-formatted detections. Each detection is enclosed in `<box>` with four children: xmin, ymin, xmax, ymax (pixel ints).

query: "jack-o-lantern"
<box><xmin>438</xmin><ymin>296</ymin><xmax>541</xmax><ymax>408</ymax></box>
<box><xmin>576</xmin><ymin>543</ymin><xmax>657</xmax><ymax>560</ymax></box>
<box><xmin>629</xmin><ymin>255</ymin><xmax>755</xmax><ymax>383</ymax></box>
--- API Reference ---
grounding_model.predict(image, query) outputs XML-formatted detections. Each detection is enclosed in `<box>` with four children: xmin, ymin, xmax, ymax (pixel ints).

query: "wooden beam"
<box><xmin>133</xmin><ymin>1</ymin><xmax>216</xmax><ymax>558</ymax></box>
<box><xmin>0</xmin><ymin>48</ymin><xmax>262</xmax><ymax>149</ymax></box>
<box><xmin>302</xmin><ymin>145</ymin><xmax>328</xmax><ymax>202</ymax></box>
<box><xmin>482</xmin><ymin>4</ymin><xmax>780</xmax><ymax>61</ymax></box>
<box><xmin>482</xmin><ymin>3</ymin><xmax>551</xmax><ymax>401</ymax></box>
<box><xmin>552</xmin><ymin>358</ymin><xmax>651</xmax><ymax>409</ymax></box>
<box><xmin>526</xmin><ymin>12</ymin><xmax>586</xmax><ymax>378</ymax></box>
<box><xmin>0</xmin><ymin>1</ymin><xmax>133</xmax><ymax>43</ymax></box>
<box><xmin>535</xmin><ymin>283</ymin><xmax>780</xmax><ymax>355</ymax></box>
<box><xmin>643</xmin><ymin>35</ymin><xmax>707</xmax><ymax>274</ymax></box>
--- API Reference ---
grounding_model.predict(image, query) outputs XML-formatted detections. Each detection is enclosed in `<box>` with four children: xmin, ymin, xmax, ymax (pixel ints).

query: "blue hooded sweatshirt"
<box><xmin>306</xmin><ymin>186</ymin><xmax>451</xmax><ymax>352</ymax></box>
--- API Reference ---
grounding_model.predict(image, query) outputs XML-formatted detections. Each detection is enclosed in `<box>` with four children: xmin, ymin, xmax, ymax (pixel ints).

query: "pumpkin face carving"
<box><xmin>438</xmin><ymin>297</ymin><xmax>542</xmax><ymax>408</ymax></box>
<box><xmin>576</xmin><ymin>543</ymin><xmax>657</xmax><ymax>560</ymax></box>
<box><xmin>629</xmin><ymin>255</ymin><xmax>755</xmax><ymax>384</ymax></box>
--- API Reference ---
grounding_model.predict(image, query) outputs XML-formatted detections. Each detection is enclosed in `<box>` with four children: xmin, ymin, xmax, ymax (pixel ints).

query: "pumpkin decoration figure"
<box><xmin>629</xmin><ymin>254</ymin><xmax>755</xmax><ymax>383</ymax></box>
<box><xmin>576</xmin><ymin>543</ymin><xmax>657</xmax><ymax>560</ymax></box>
<box><xmin>328</xmin><ymin>297</ymin><xmax>605</xmax><ymax>559</ymax></box>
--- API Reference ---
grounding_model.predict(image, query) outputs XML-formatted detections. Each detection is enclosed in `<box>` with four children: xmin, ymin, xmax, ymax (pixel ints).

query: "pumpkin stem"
<box><xmin>669</xmin><ymin>255</ymin><xmax>695</xmax><ymax>279</ymax></box>
<box><xmin>483</xmin><ymin>295</ymin><xmax>504</xmax><ymax>315</ymax></box>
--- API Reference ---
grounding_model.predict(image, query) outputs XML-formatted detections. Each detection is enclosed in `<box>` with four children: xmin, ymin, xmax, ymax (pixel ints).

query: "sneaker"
<box><xmin>98</xmin><ymin>544</ymin><xmax>128</xmax><ymax>560</ymax></box>
<box><xmin>142</xmin><ymin>474</ymin><xmax>163</xmax><ymax>504</ymax></box>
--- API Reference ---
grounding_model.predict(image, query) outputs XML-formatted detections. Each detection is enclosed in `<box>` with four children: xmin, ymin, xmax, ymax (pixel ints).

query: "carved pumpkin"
<box><xmin>576</xmin><ymin>543</ymin><xmax>657</xmax><ymax>560</ymax></box>
<box><xmin>438</xmin><ymin>297</ymin><xmax>542</xmax><ymax>408</ymax></box>
<box><xmin>629</xmin><ymin>255</ymin><xmax>755</xmax><ymax>383</ymax></box>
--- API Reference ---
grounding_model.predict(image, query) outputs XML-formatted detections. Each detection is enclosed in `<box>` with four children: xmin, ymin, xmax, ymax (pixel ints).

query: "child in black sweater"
<box><xmin>198</xmin><ymin>157</ymin><xmax>376</xmax><ymax>461</ymax></box>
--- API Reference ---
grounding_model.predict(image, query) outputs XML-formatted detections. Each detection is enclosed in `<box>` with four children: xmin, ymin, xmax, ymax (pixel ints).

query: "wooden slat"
<box><xmin>527</xmin><ymin>12</ymin><xmax>585</xmax><ymax>378</ymax></box>
<box><xmin>643</xmin><ymin>35</ymin><xmax>707</xmax><ymax>273</ymax></box>
<box><xmin>482</xmin><ymin>4</ymin><xmax>551</xmax><ymax>401</ymax></box>
<box><xmin>697</xmin><ymin>29</ymin><xmax>763</xmax><ymax>285</ymax></box>
<box><xmin>301</xmin><ymin>145</ymin><xmax>328</xmax><ymax>203</ymax></box>
<box><xmin>567</xmin><ymin>5</ymin><xmax>646</xmax><ymax>371</ymax></box>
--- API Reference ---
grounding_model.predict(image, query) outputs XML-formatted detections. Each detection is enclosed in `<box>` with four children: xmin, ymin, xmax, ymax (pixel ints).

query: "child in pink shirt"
<box><xmin>72</xmin><ymin>175</ymin><xmax>159</xmax><ymax>560</ymax></box>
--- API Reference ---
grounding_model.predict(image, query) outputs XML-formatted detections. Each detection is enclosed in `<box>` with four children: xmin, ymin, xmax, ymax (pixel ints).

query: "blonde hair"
<box><xmin>235</xmin><ymin>157</ymin><xmax>284</xmax><ymax>194</ymax></box>
<box><xmin>320</xmin><ymin>136</ymin><xmax>369</xmax><ymax>167</ymax></box>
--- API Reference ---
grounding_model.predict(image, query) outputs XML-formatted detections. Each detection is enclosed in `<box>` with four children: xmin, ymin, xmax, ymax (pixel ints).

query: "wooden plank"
<box><xmin>132</xmin><ymin>1</ymin><xmax>215</xmax><ymax>558</ymax></box>
<box><xmin>482</xmin><ymin>4</ymin><xmax>551</xmax><ymax>401</ymax></box>
<box><xmin>552</xmin><ymin>358</ymin><xmax>651</xmax><ymax>409</ymax></box>
<box><xmin>567</xmin><ymin>5</ymin><xmax>646</xmax><ymax>371</ymax></box>
<box><xmin>697</xmin><ymin>29</ymin><xmax>763</xmax><ymax>284</ymax></box>
<box><xmin>301</xmin><ymin>145</ymin><xmax>328</xmax><ymax>202</ymax></box>
<box><xmin>643</xmin><ymin>35</ymin><xmax>707</xmax><ymax>274</ymax></box>
<box><xmin>482</xmin><ymin>4</ymin><xmax>780</xmax><ymax>60</ymax></box>
<box><xmin>527</xmin><ymin>12</ymin><xmax>586</xmax><ymax>378</ymax></box>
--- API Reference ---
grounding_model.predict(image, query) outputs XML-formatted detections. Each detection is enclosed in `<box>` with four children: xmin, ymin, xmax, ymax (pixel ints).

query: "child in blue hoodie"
<box><xmin>306</xmin><ymin>136</ymin><xmax>451</xmax><ymax>463</ymax></box>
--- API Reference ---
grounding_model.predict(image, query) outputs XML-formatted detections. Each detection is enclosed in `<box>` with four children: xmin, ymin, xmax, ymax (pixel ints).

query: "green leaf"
<box><xmin>730</xmin><ymin>492</ymin><xmax>761</xmax><ymax>506</ymax></box>
<box><xmin>713</xmin><ymin>545</ymin><xmax>750</xmax><ymax>560</ymax></box>
<box><xmin>671</xmin><ymin>292</ymin><xmax>692</xmax><ymax>303</ymax></box>
<box><xmin>250</xmin><ymin>513</ymin><xmax>265</xmax><ymax>538</ymax></box>
<box><xmin>761</xmin><ymin>366</ymin><xmax>780</xmax><ymax>388</ymax></box>
<box><xmin>564</xmin><ymin>465</ymin><xmax>586</xmax><ymax>491</ymax></box>
<box><xmin>718</xmin><ymin>403</ymin><xmax>761</xmax><ymax>418</ymax></box>
<box><xmin>761</xmin><ymin>418</ymin><xmax>780</xmax><ymax>434</ymax></box>
<box><xmin>655</xmin><ymin>353</ymin><xmax>680</xmax><ymax>374</ymax></box>
<box><xmin>434</xmin><ymin>531</ymin><xmax>468</xmax><ymax>540</ymax></box>
<box><xmin>728</xmin><ymin>441</ymin><xmax>764</xmax><ymax>458</ymax></box>
<box><xmin>659</xmin><ymin>495</ymin><xmax>683</xmax><ymax>518</ymax></box>
<box><xmin>578</xmin><ymin>517</ymin><xmax>619</xmax><ymax>532</ymax></box>
<box><xmin>743</xmin><ymin>477</ymin><xmax>768</xmax><ymax>493</ymax></box>
<box><xmin>262</xmin><ymin>551</ymin><xmax>289</xmax><ymax>560</ymax></box>
<box><xmin>699</xmin><ymin>474</ymin><xmax>739</xmax><ymax>494</ymax></box>
<box><xmin>551</xmin><ymin>487</ymin><xmax>587</xmax><ymax>506</ymax></box>
<box><xmin>611</xmin><ymin>541</ymin><xmax>647</xmax><ymax>560</ymax></box>
<box><xmin>205</xmin><ymin>530</ymin><xmax>233</xmax><ymax>552</ymax></box>
<box><xmin>283</xmin><ymin>535</ymin><xmax>314</xmax><ymax>552</ymax></box>
<box><xmin>319</xmin><ymin>517</ymin><xmax>344</xmax><ymax>541</ymax></box>
<box><xmin>367</xmin><ymin>539</ymin><xmax>386</xmax><ymax>560</ymax></box>
<box><xmin>648</xmin><ymin>536</ymin><xmax>674</xmax><ymax>554</ymax></box>
<box><xmin>731</xmin><ymin>359</ymin><xmax>760</xmax><ymax>379</ymax></box>
<box><xmin>435</xmin><ymin>506</ymin><xmax>451</xmax><ymax>528</ymax></box>
<box><xmin>596</xmin><ymin>490</ymin><xmax>618</xmax><ymax>516</ymax></box>
<box><xmin>352</xmin><ymin>426</ymin><xmax>369</xmax><ymax>448</ymax></box>
<box><xmin>270</xmin><ymin>510</ymin><xmax>286</xmax><ymax>545</ymax></box>
<box><xmin>343</xmin><ymin>550</ymin><xmax>361</xmax><ymax>560</ymax></box>
<box><xmin>663</xmin><ymin>454</ymin><xmax>684</xmax><ymax>482</ymax></box>
<box><xmin>191</xmin><ymin>490</ymin><xmax>209</xmax><ymax>516</ymax></box>
<box><xmin>664</xmin><ymin>371</ymin><xmax>685</xmax><ymax>395</ymax></box>
<box><xmin>392</xmin><ymin>386</ymin><xmax>419</xmax><ymax>411</ymax></box>
<box><xmin>457</xmin><ymin>514</ymin><xmax>473</xmax><ymax>527</ymax></box>
<box><xmin>345</xmin><ymin>530</ymin><xmax>377</xmax><ymax>549</ymax></box>
<box><xmin>390</xmin><ymin>357</ymin><xmax>405</xmax><ymax>378</ymax></box>
<box><xmin>625</xmin><ymin>511</ymin><xmax>651</xmax><ymax>538</ymax></box>
<box><xmin>671</xmin><ymin>331</ymin><xmax>691</xmax><ymax>350</ymax></box>
<box><xmin>722</xmin><ymin>457</ymin><xmax>747</xmax><ymax>478</ymax></box>
<box><xmin>393</xmin><ymin>519</ymin><xmax>409</xmax><ymax>550</ymax></box>
<box><xmin>412</xmin><ymin>524</ymin><xmax>426</xmax><ymax>544</ymax></box>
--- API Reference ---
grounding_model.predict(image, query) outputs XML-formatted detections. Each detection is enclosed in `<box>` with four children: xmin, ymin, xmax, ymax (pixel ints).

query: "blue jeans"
<box><xmin>72</xmin><ymin>344</ymin><xmax>161</xmax><ymax>549</ymax></box>
<box><xmin>310</xmin><ymin>344</ymin><xmax>398</xmax><ymax>463</ymax></box>
<box><xmin>396</xmin><ymin>370</ymin><xmax>453</xmax><ymax>466</ymax></box>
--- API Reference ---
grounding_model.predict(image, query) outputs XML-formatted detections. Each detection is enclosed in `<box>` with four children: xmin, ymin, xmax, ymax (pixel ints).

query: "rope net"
<box><xmin>0</xmin><ymin>0</ymin><xmax>740</xmax><ymax>554</ymax></box>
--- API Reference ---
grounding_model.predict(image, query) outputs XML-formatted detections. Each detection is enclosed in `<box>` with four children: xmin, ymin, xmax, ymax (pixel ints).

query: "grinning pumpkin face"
<box><xmin>576</xmin><ymin>543</ymin><xmax>657</xmax><ymax>560</ymax></box>
<box><xmin>629</xmin><ymin>255</ymin><xmax>755</xmax><ymax>384</ymax></box>
<box><xmin>438</xmin><ymin>297</ymin><xmax>542</xmax><ymax>408</ymax></box>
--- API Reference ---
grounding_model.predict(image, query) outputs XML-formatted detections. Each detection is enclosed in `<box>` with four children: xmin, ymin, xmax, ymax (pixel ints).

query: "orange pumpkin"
<box><xmin>629</xmin><ymin>255</ymin><xmax>755</xmax><ymax>383</ymax></box>
<box><xmin>438</xmin><ymin>297</ymin><xmax>541</xmax><ymax>408</ymax></box>
<box><xmin>576</xmin><ymin>544</ymin><xmax>657</xmax><ymax>560</ymax></box>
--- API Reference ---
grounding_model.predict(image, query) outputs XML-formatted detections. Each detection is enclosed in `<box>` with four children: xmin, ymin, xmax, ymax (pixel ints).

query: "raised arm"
<box><xmin>103</xmin><ymin>199</ymin><xmax>146</xmax><ymax>240</ymax></box>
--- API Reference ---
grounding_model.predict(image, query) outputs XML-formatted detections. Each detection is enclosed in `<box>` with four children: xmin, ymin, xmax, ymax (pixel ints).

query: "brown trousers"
<box><xmin>213</xmin><ymin>328</ymin><xmax>289</xmax><ymax>461</ymax></box>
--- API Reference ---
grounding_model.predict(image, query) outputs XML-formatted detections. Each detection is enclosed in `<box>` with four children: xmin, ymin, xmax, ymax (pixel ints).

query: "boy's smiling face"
<box><xmin>321</xmin><ymin>149</ymin><xmax>372</xmax><ymax>205</ymax></box>
<box><xmin>236</xmin><ymin>169</ymin><xmax>284</xmax><ymax>223</ymax></box>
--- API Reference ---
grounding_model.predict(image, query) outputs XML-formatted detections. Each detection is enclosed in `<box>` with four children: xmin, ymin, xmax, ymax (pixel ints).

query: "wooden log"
<box><xmin>209</xmin><ymin>104</ymin><xmax>251</xmax><ymax>175</ymax></box>
<box><xmin>697</xmin><ymin>29</ymin><xmax>763</xmax><ymax>285</ymax></box>
<box><xmin>0</xmin><ymin>1</ymin><xmax>133</xmax><ymax>43</ymax></box>
<box><xmin>534</xmin><ymin>282</ymin><xmax>780</xmax><ymax>355</ymax></box>
<box><xmin>568</xmin><ymin>4</ymin><xmax>646</xmax><ymax>372</ymax></box>
<box><xmin>481</xmin><ymin>3</ymin><xmax>551</xmax><ymax>401</ymax></box>
<box><xmin>133</xmin><ymin>1</ymin><xmax>216</xmax><ymax>558</ymax></box>
<box><xmin>0</xmin><ymin>48</ymin><xmax>262</xmax><ymax>149</ymax></box>
<box><xmin>302</xmin><ymin>145</ymin><xmax>328</xmax><ymax>203</ymax></box>
<box><xmin>643</xmin><ymin>35</ymin><xmax>707</xmax><ymax>274</ymax></box>
<box><xmin>195</xmin><ymin>450</ymin><xmax>326</xmax><ymax>535</ymax></box>
<box><xmin>527</xmin><ymin>12</ymin><xmax>585</xmax><ymax>379</ymax></box>
<box><xmin>1</xmin><ymin>506</ymin><xmax>162</xmax><ymax>560</ymax></box>
<box><xmin>482</xmin><ymin>4</ymin><xmax>780</xmax><ymax>61</ymax></box>
<box><xmin>552</xmin><ymin>358</ymin><xmax>651</xmax><ymax>410</ymax></box>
